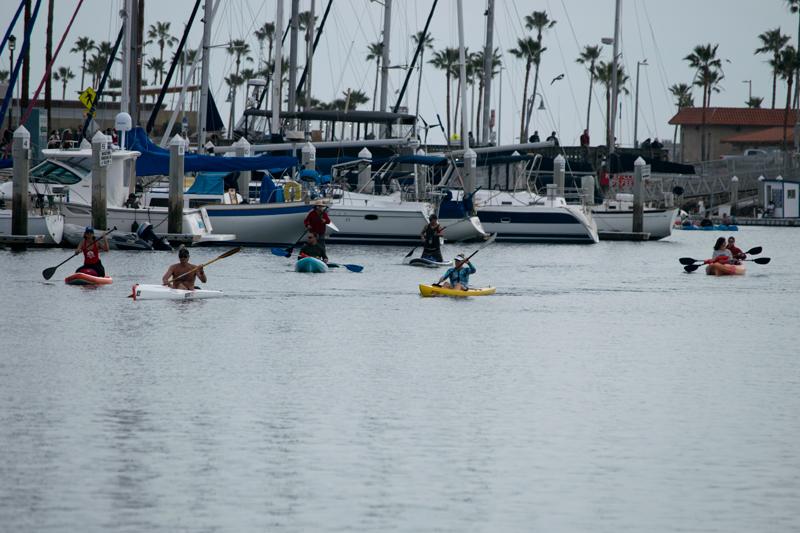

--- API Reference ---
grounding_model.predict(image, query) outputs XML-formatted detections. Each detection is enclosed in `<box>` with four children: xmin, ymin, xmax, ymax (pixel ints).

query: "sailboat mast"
<box><xmin>608</xmin><ymin>0</ymin><xmax>621</xmax><ymax>155</ymax></box>
<box><xmin>457</xmin><ymin>0</ymin><xmax>475</xmax><ymax>194</ymax></box>
<box><xmin>480</xmin><ymin>0</ymin><xmax>494</xmax><ymax>145</ymax></box>
<box><xmin>198</xmin><ymin>0</ymin><xmax>213</xmax><ymax>150</ymax></box>
<box><xmin>120</xmin><ymin>0</ymin><xmax>132</xmax><ymax>114</ymax></box>
<box><xmin>271</xmin><ymin>0</ymin><xmax>284</xmax><ymax>137</ymax></box>
<box><xmin>287</xmin><ymin>0</ymin><xmax>299</xmax><ymax>116</ymax></box>
<box><xmin>378</xmin><ymin>0</ymin><xmax>392</xmax><ymax>115</ymax></box>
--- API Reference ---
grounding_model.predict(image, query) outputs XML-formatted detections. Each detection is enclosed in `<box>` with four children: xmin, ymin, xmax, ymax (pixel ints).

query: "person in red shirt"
<box><xmin>726</xmin><ymin>236</ymin><xmax>746</xmax><ymax>260</ymax></box>
<box><xmin>579</xmin><ymin>129</ymin><xmax>590</xmax><ymax>147</ymax></box>
<box><xmin>76</xmin><ymin>226</ymin><xmax>109</xmax><ymax>277</ymax></box>
<box><xmin>304</xmin><ymin>204</ymin><xmax>330</xmax><ymax>251</ymax></box>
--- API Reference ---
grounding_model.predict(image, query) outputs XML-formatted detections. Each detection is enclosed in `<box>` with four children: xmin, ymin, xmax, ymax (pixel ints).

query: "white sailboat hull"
<box><xmin>593</xmin><ymin>207</ymin><xmax>678</xmax><ymax>240</ymax></box>
<box><xmin>0</xmin><ymin>212</ymin><xmax>64</xmax><ymax>245</ymax></box>
<box><xmin>202</xmin><ymin>202</ymin><xmax>311</xmax><ymax>246</ymax></box>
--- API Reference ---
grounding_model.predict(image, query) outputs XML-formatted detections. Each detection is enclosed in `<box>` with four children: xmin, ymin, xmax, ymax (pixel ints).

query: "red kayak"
<box><xmin>64</xmin><ymin>272</ymin><xmax>113</xmax><ymax>285</ymax></box>
<box><xmin>705</xmin><ymin>263</ymin><xmax>746</xmax><ymax>276</ymax></box>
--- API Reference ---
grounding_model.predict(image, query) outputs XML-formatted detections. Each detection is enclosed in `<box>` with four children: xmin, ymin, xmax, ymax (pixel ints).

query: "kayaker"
<box><xmin>420</xmin><ymin>215</ymin><xmax>444</xmax><ymax>262</ymax></box>
<box><xmin>75</xmin><ymin>226</ymin><xmax>109</xmax><ymax>277</ymax></box>
<box><xmin>710</xmin><ymin>237</ymin><xmax>734</xmax><ymax>264</ymax></box>
<box><xmin>298</xmin><ymin>233</ymin><xmax>328</xmax><ymax>263</ymax></box>
<box><xmin>726</xmin><ymin>236</ymin><xmax>746</xmax><ymax>260</ymax></box>
<box><xmin>435</xmin><ymin>253</ymin><xmax>476</xmax><ymax>290</ymax></box>
<box><xmin>304</xmin><ymin>203</ymin><xmax>330</xmax><ymax>252</ymax></box>
<box><xmin>162</xmin><ymin>247</ymin><xmax>206</xmax><ymax>290</ymax></box>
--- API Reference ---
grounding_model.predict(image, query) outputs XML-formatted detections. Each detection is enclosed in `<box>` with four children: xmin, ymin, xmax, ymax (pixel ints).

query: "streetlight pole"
<box><xmin>742</xmin><ymin>79</ymin><xmax>752</xmax><ymax>102</ymax></box>
<box><xmin>8</xmin><ymin>35</ymin><xmax>16</xmax><ymax>130</ymax></box>
<box><xmin>633</xmin><ymin>59</ymin><xmax>647</xmax><ymax>148</ymax></box>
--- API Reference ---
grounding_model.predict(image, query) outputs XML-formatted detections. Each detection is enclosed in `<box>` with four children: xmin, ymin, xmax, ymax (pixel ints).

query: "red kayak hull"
<box><xmin>705</xmin><ymin>263</ymin><xmax>746</xmax><ymax>276</ymax></box>
<box><xmin>64</xmin><ymin>272</ymin><xmax>113</xmax><ymax>285</ymax></box>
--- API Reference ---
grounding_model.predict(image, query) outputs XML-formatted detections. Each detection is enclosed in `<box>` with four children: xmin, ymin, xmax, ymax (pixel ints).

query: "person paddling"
<box><xmin>726</xmin><ymin>236</ymin><xmax>746</xmax><ymax>260</ymax></box>
<box><xmin>298</xmin><ymin>233</ymin><xmax>328</xmax><ymax>263</ymax></box>
<box><xmin>420</xmin><ymin>215</ymin><xmax>444</xmax><ymax>262</ymax></box>
<box><xmin>710</xmin><ymin>237</ymin><xmax>735</xmax><ymax>264</ymax></box>
<box><xmin>435</xmin><ymin>253</ymin><xmax>476</xmax><ymax>290</ymax></box>
<box><xmin>76</xmin><ymin>226</ymin><xmax>109</xmax><ymax>277</ymax></box>
<box><xmin>304</xmin><ymin>203</ymin><xmax>331</xmax><ymax>253</ymax></box>
<box><xmin>162</xmin><ymin>247</ymin><xmax>206</xmax><ymax>290</ymax></box>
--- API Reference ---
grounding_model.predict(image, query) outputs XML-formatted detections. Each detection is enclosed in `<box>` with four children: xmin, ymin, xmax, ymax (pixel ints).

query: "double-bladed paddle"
<box><xmin>679</xmin><ymin>246</ymin><xmax>762</xmax><ymax>265</ymax></box>
<box><xmin>270</xmin><ymin>229</ymin><xmax>308</xmax><ymax>258</ymax></box>
<box><xmin>328</xmin><ymin>262</ymin><xmax>364</xmax><ymax>273</ymax></box>
<box><xmin>42</xmin><ymin>226</ymin><xmax>117</xmax><ymax>280</ymax></box>
<box><xmin>683</xmin><ymin>256</ymin><xmax>771</xmax><ymax>273</ymax></box>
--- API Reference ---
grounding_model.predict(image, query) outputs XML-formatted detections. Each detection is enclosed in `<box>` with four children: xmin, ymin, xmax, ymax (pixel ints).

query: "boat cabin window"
<box><xmin>30</xmin><ymin>161</ymin><xmax>83</xmax><ymax>185</ymax></box>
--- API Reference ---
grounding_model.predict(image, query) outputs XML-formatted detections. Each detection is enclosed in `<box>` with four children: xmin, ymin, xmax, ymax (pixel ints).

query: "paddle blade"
<box><xmin>344</xmin><ymin>264</ymin><xmax>364</xmax><ymax>273</ymax></box>
<box><xmin>42</xmin><ymin>266</ymin><xmax>57</xmax><ymax>280</ymax></box>
<box><xmin>482</xmin><ymin>233</ymin><xmax>498</xmax><ymax>246</ymax></box>
<box><xmin>404</xmin><ymin>247</ymin><xmax>417</xmax><ymax>258</ymax></box>
<box><xmin>679</xmin><ymin>257</ymin><xmax>698</xmax><ymax>265</ymax></box>
<box><xmin>220</xmin><ymin>246</ymin><xmax>242</xmax><ymax>259</ymax></box>
<box><xmin>270</xmin><ymin>247</ymin><xmax>291</xmax><ymax>258</ymax></box>
<box><xmin>746</xmin><ymin>246</ymin><xmax>762</xmax><ymax>255</ymax></box>
<box><xmin>684</xmin><ymin>263</ymin><xmax>702</xmax><ymax>273</ymax></box>
<box><xmin>753</xmin><ymin>257</ymin><xmax>771</xmax><ymax>264</ymax></box>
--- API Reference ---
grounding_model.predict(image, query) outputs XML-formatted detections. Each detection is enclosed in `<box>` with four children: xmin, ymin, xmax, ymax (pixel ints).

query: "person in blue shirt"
<box><xmin>435</xmin><ymin>253</ymin><xmax>476</xmax><ymax>290</ymax></box>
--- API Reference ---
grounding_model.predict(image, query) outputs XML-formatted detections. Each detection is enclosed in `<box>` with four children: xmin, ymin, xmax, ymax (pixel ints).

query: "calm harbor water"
<box><xmin>1</xmin><ymin>226</ymin><xmax>798</xmax><ymax>532</ymax></box>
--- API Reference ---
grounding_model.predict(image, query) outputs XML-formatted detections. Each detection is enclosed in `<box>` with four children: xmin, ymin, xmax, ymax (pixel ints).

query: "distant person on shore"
<box><xmin>529</xmin><ymin>131</ymin><xmax>540</xmax><ymax>143</ymax></box>
<box><xmin>76</xmin><ymin>226</ymin><xmax>109</xmax><ymax>277</ymax></box>
<box><xmin>546</xmin><ymin>131</ymin><xmax>559</xmax><ymax>146</ymax></box>
<box><xmin>163</xmin><ymin>247</ymin><xmax>206</xmax><ymax>290</ymax></box>
<box><xmin>435</xmin><ymin>253</ymin><xmax>476</xmax><ymax>291</ymax></box>
<box><xmin>726</xmin><ymin>236</ymin><xmax>746</xmax><ymax>260</ymax></box>
<box><xmin>580</xmin><ymin>129</ymin><xmax>590</xmax><ymax>147</ymax></box>
<box><xmin>420</xmin><ymin>215</ymin><xmax>444</xmax><ymax>262</ymax></box>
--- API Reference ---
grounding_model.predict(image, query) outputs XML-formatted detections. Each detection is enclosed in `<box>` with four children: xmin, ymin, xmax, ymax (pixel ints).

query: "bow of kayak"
<box><xmin>130</xmin><ymin>284</ymin><xmax>224</xmax><ymax>300</ymax></box>
<box><xmin>295</xmin><ymin>257</ymin><xmax>329</xmax><ymax>273</ymax></box>
<box><xmin>65</xmin><ymin>273</ymin><xmax>113</xmax><ymax>285</ymax></box>
<box><xmin>418</xmin><ymin>284</ymin><xmax>496</xmax><ymax>297</ymax></box>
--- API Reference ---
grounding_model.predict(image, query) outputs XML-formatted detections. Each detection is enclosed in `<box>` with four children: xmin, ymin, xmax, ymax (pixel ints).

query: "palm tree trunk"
<box><xmin>528</xmin><ymin>60</ymin><xmax>541</xmax><ymax>140</ymax></box>
<box><xmin>519</xmin><ymin>62</ymin><xmax>531</xmax><ymax>142</ymax></box>
<box><xmin>445</xmin><ymin>72</ymin><xmax>451</xmax><ymax>143</ymax></box>
<box><xmin>772</xmin><ymin>71</ymin><xmax>777</xmax><ymax>109</ymax></box>
<box><xmin>81</xmin><ymin>53</ymin><xmax>87</xmax><ymax>89</ymax></box>
<box><xmin>61</xmin><ymin>81</ymin><xmax>66</xmax><ymax>100</ymax></box>
<box><xmin>476</xmin><ymin>81</ymin><xmax>483</xmax><ymax>137</ymax></box>
<box><xmin>454</xmin><ymin>78</ymin><xmax>461</xmax><ymax>133</ymax></box>
<box><xmin>700</xmin><ymin>84</ymin><xmax>708</xmax><ymax>160</ymax></box>
<box><xmin>784</xmin><ymin>79</ymin><xmax>792</xmax><ymax>150</ymax></box>
<box><xmin>605</xmin><ymin>85</ymin><xmax>611</xmax><ymax>146</ymax></box>
<box><xmin>372</xmin><ymin>59</ymin><xmax>380</xmax><ymax>112</ymax></box>
<box><xmin>586</xmin><ymin>67</ymin><xmax>594</xmax><ymax>131</ymax></box>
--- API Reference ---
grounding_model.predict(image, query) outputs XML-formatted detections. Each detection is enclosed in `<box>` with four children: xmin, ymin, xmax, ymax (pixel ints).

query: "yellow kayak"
<box><xmin>418</xmin><ymin>284</ymin><xmax>496</xmax><ymax>297</ymax></box>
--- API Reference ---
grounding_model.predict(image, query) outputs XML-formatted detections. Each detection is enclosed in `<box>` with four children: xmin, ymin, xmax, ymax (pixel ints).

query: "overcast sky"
<box><xmin>1</xmin><ymin>0</ymin><xmax>796</xmax><ymax>146</ymax></box>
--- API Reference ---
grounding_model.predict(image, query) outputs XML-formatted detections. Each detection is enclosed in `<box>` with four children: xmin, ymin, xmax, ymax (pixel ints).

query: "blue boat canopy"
<box><xmin>125</xmin><ymin>127</ymin><xmax>298</xmax><ymax>176</ymax></box>
<box><xmin>185</xmin><ymin>172</ymin><xmax>227</xmax><ymax>195</ymax></box>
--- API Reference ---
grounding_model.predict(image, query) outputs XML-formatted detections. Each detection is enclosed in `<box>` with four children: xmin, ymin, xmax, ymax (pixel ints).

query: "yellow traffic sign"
<box><xmin>78</xmin><ymin>87</ymin><xmax>96</xmax><ymax>110</ymax></box>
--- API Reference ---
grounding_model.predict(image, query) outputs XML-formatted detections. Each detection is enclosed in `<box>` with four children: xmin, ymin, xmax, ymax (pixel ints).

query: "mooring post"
<box><xmin>554</xmin><ymin>154</ymin><xmax>566</xmax><ymax>198</ymax></box>
<box><xmin>730</xmin><ymin>175</ymin><xmax>739</xmax><ymax>218</ymax></box>
<box><xmin>11</xmin><ymin>126</ymin><xmax>31</xmax><ymax>238</ymax></box>
<box><xmin>358</xmin><ymin>147</ymin><xmax>373</xmax><ymax>193</ymax></box>
<box><xmin>633</xmin><ymin>156</ymin><xmax>645</xmax><ymax>233</ymax></box>
<box><xmin>168</xmin><ymin>134</ymin><xmax>185</xmax><ymax>234</ymax></box>
<box><xmin>91</xmin><ymin>131</ymin><xmax>110</xmax><ymax>231</ymax></box>
<box><xmin>301</xmin><ymin>141</ymin><xmax>316</xmax><ymax>171</ymax></box>
<box><xmin>581</xmin><ymin>175</ymin><xmax>595</xmax><ymax>206</ymax></box>
<box><xmin>234</xmin><ymin>137</ymin><xmax>251</xmax><ymax>200</ymax></box>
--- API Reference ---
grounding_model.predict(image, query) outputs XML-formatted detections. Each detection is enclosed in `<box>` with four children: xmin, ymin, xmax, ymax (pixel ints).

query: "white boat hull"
<box><xmin>202</xmin><ymin>202</ymin><xmax>311</xmax><ymax>246</ymax></box>
<box><xmin>0</xmin><ymin>212</ymin><xmax>64</xmax><ymax>245</ymax></box>
<box><xmin>593</xmin><ymin>207</ymin><xmax>678</xmax><ymax>240</ymax></box>
<box><xmin>439</xmin><ymin>215</ymin><xmax>488</xmax><ymax>242</ymax></box>
<box><xmin>326</xmin><ymin>192</ymin><xmax>432</xmax><ymax>245</ymax></box>
<box><xmin>130</xmin><ymin>283</ymin><xmax>224</xmax><ymax>300</ymax></box>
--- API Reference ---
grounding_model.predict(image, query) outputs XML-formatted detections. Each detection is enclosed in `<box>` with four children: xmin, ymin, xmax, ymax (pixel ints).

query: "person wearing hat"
<box><xmin>75</xmin><ymin>226</ymin><xmax>109</xmax><ymax>277</ymax></box>
<box><xmin>435</xmin><ymin>253</ymin><xmax>477</xmax><ymax>290</ymax></box>
<box><xmin>420</xmin><ymin>215</ymin><xmax>444</xmax><ymax>262</ymax></box>
<box><xmin>162</xmin><ymin>247</ymin><xmax>207</xmax><ymax>290</ymax></box>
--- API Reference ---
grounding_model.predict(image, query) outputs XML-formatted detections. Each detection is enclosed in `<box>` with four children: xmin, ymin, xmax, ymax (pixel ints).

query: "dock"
<box><xmin>0</xmin><ymin>235</ymin><xmax>46</xmax><ymax>251</ymax></box>
<box><xmin>735</xmin><ymin>218</ymin><xmax>800</xmax><ymax>227</ymax></box>
<box><xmin>598</xmin><ymin>231</ymin><xmax>651</xmax><ymax>241</ymax></box>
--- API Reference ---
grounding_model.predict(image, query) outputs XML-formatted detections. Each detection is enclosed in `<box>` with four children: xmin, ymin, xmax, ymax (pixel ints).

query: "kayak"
<box><xmin>130</xmin><ymin>283</ymin><xmax>223</xmax><ymax>300</ymax></box>
<box><xmin>402</xmin><ymin>256</ymin><xmax>453</xmax><ymax>268</ymax></box>
<box><xmin>418</xmin><ymin>284</ymin><xmax>496</xmax><ymax>297</ymax></box>
<box><xmin>64</xmin><ymin>272</ymin><xmax>113</xmax><ymax>286</ymax></box>
<box><xmin>295</xmin><ymin>256</ymin><xmax>329</xmax><ymax>273</ymax></box>
<box><xmin>705</xmin><ymin>263</ymin><xmax>746</xmax><ymax>276</ymax></box>
<box><xmin>676</xmin><ymin>224</ymin><xmax>738</xmax><ymax>231</ymax></box>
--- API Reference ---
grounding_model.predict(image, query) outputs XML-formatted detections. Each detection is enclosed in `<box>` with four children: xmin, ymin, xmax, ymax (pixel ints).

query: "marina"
<box><xmin>2</xmin><ymin>0</ymin><xmax>800</xmax><ymax>530</ymax></box>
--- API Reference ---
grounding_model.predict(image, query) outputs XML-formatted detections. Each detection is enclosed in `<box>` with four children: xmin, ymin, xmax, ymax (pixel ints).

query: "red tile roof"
<box><xmin>668</xmin><ymin>107</ymin><xmax>798</xmax><ymax>126</ymax></box>
<box><xmin>720</xmin><ymin>126</ymin><xmax>795</xmax><ymax>144</ymax></box>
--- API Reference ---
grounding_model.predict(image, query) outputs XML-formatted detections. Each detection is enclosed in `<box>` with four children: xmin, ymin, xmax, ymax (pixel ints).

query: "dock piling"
<box><xmin>553</xmin><ymin>154</ymin><xmax>565</xmax><ymax>198</ymax></box>
<box><xmin>233</xmin><ymin>137</ymin><xmax>251</xmax><ymax>198</ymax></box>
<box><xmin>11</xmin><ymin>126</ymin><xmax>31</xmax><ymax>240</ymax></box>
<box><xmin>168</xmin><ymin>134</ymin><xmax>185</xmax><ymax>234</ymax></box>
<box><xmin>731</xmin><ymin>175</ymin><xmax>739</xmax><ymax>217</ymax></box>
<box><xmin>91</xmin><ymin>131</ymin><xmax>110</xmax><ymax>231</ymax></box>
<box><xmin>633</xmin><ymin>156</ymin><xmax>645</xmax><ymax>233</ymax></box>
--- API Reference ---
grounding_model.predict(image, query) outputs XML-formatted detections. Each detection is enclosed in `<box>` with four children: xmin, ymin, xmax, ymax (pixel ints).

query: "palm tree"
<box><xmin>347</xmin><ymin>89</ymin><xmax>369</xmax><ymax>110</ymax></box>
<box><xmin>523</xmin><ymin>10</ymin><xmax>556</xmax><ymax>140</ymax></box>
<box><xmin>594</xmin><ymin>60</ymin><xmax>629</xmax><ymax>146</ymax></box>
<box><xmin>225</xmin><ymin>73</ymin><xmax>245</xmax><ymax>137</ymax></box>
<box><xmin>411</xmin><ymin>30</ymin><xmax>434</xmax><ymax>120</ymax></box>
<box><xmin>755</xmin><ymin>28</ymin><xmax>790</xmax><ymax>108</ymax></box>
<box><xmin>509</xmin><ymin>37</ymin><xmax>542</xmax><ymax>142</ymax></box>
<box><xmin>786</xmin><ymin>0</ymin><xmax>800</xmax><ymax>108</ymax></box>
<box><xmin>669</xmin><ymin>83</ymin><xmax>693</xmax><ymax>158</ymax></box>
<box><xmin>52</xmin><ymin>66</ymin><xmax>75</xmax><ymax>100</ymax></box>
<box><xmin>298</xmin><ymin>10</ymin><xmax>317</xmax><ymax>31</ymax></box>
<box><xmin>776</xmin><ymin>45</ymin><xmax>800</xmax><ymax>148</ymax></box>
<box><xmin>576</xmin><ymin>44</ymin><xmax>603</xmax><ymax>132</ymax></box>
<box><xmin>746</xmin><ymin>96</ymin><xmax>764</xmax><ymax>108</ymax></box>
<box><xmin>145</xmin><ymin>57</ymin><xmax>166</xmax><ymax>86</ymax></box>
<box><xmin>86</xmin><ymin>54</ymin><xmax>108</xmax><ymax>88</ymax></box>
<box><xmin>226</xmin><ymin>39</ymin><xmax>253</xmax><ymax>135</ymax></box>
<box><xmin>254</xmin><ymin>22</ymin><xmax>276</xmax><ymax>70</ymax></box>
<box><xmin>147</xmin><ymin>21</ymin><xmax>178</xmax><ymax>81</ymax></box>
<box><xmin>366</xmin><ymin>42</ymin><xmax>384</xmax><ymax>112</ymax></box>
<box><xmin>108</xmin><ymin>78</ymin><xmax>122</xmax><ymax>102</ymax></box>
<box><xmin>70</xmin><ymin>36</ymin><xmax>95</xmax><ymax>89</ymax></box>
<box><xmin>429</xmin><ymin>47</ymin><xmax>460</xmax><ymax>142</ymax></box>
<box><xmin>684</xmin><ymin>43</ymin><xmax>723</xmax><ymax>160</ymax></box>
<box><xmin>469</xmin><ymin>48</ymin><xmax>501</xmax><ymax>135</ymax></box>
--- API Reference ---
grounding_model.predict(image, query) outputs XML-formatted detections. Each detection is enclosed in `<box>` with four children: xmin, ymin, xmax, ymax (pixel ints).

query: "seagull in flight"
<box><xmin>550</xmin><ymin>74</ymin><xmax>564</xmax><ymax>85</ymax></box>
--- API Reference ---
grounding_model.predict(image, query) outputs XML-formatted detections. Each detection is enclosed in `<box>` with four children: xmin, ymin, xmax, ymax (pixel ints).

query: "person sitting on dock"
<box><xmin>162</xmin><ymin>247</ymin><xmax>206</xmax><ymax>290</ymax></box>
<box><xmin>304</xmin><ymin>203</ymin><xmax>331</xmax><ymax>252</ymax></box>
<box><xmin>420</xmin><ymin>215</ymin><xmax>444</xmax><ymax>262</ymax></box>
<box><xmin>76</xmin><ymin>226</ymin><xmax>109</xmax><ymax>277</ymax></box>
<box><xmin>710</xmin><ymin>237</ymin><xmax>735</xmax><ymax>264</ymax></box>
<box><xmin>298</xmin><ymin>233</ymin><xmax>328</xmax><ymax>263</ymax></box>
<box><xmin>436</xmin><ymin>254</ymin><xmax>476</xmax><ymax>291</ymax></box>
<box><xmin>726</xmin><ymin>236</ymin><xmax>746</xmax><ymax>260</ymax></box>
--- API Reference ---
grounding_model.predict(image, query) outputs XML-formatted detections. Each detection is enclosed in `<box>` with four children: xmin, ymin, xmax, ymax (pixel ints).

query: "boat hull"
<box><xmin>203</xmin><ymin>202</ymin><xmax>311</xmax><ymax>246</ymax></box>
<box><xmin>295</xmin><ymin>256</ymin><xmax>329</xmax><ymax>273</ymax></box>
<box><xmin>705</xmin><ymin>263</ymin><xmax>746</xmax><ymax>276</ymax></box>
<box><xmin>326</xmin><ymin>202</ymin><xmax>430</xmax><ymax>245</ymax></box>
<box><xmin>439</xmin><ymin>215</ymin><xmax>488</xmax><ymax>242</ymax></box>
<box><xmin>418</xmin><ymin>284</ymin><xmax>496</xmax><ymax>297</ymax></box>
<box><xmin>593</xmin><ymin>207</ymin><xmax>678</xmax><ymax>240</ymax></box>
<box><xmin>130</xmin><ymin>283</ymin><xmax>223</xmax><ymax>300</ymax></box>
<box><xmin>0</xmin><ymin>212</ymin><xmax>64</xmax><ymax>245</ymax></box>
<box><xmin>477</xmin><ymin>206</ymin><xmax>599</xmax><ymax>243</ymax></box>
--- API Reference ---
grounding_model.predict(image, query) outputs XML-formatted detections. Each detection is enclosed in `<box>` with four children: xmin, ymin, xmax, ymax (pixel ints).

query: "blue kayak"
<box><xmin>295</xmin><ymin>256</ymin><xmax>329</xmax><ymax>273</ymax></box>
<box><xmin>676</xmin><ymin>224</ymin><xmax>738</xmax><ymax>231</ymax></box>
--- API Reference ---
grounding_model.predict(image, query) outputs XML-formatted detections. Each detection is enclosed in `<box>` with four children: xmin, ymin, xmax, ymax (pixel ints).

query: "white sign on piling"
<box><xmin>99</xmin><ymin>141</ymin><xmax>112</xmax><ymax>167</ymax></box>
